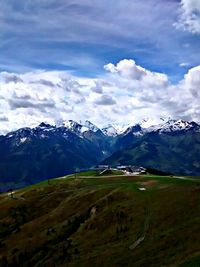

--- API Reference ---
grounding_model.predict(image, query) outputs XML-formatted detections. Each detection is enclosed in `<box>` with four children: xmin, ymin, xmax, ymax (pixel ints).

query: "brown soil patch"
<box><xmin>137</xmin><ymin>180</ymin><xmax>157</xmax><ymax>188</ymax></box>
<box><xmin>159</xmin><ymin>184</ymin><xmax>170</xmax><ymax>189</ymax></box>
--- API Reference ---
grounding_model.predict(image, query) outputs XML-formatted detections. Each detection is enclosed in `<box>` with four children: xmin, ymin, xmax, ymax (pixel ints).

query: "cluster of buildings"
<box><xmin>96</xmin><ymin>165</ymin><xmax>146</xmax><ymax>175</ymax></box>
<box><xmin>116</xmin><ymin>165</ymin><xmax>146</xmax><ymax>175</ymax></box>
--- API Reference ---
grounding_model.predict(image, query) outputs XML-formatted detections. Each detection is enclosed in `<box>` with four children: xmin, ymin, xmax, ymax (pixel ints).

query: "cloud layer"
<box><xmin>175</xmin><ymin>0</ymin><xmax>200</xmax><ymax>34</ymax></box>
<box><xmin>0</xmin><ymin>59</ymin><xmax>200</xmax><ymax>134</ymax></box>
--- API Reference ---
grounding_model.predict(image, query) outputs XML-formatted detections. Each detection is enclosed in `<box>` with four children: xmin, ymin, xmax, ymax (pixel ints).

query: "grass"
<box><xmin>0</xmin><ymin>172</ymin><xmax>200</xmax><ymax>267</ymax></box>
<box><xmin>178</xmin><ymin>254</ymin><xmax>200</xmax><ymax>266</ymax></box>
<box><xmin>75</xmin><ymin>169</ymin><xmax>124</xmax><ymax>177</ymax></box>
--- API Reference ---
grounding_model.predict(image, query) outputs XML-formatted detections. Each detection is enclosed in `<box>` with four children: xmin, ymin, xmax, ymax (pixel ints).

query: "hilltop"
<box><xmin>0</xmin><ymin>173</ymin><xmax>200</xmax><ymax>266</ymax></box>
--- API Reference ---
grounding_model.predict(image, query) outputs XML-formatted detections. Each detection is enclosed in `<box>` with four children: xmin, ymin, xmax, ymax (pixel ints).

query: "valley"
<box><xmin>0</xmin><ymin>119</ymin><xmax>200</xmax><ymax>191</ymax></box>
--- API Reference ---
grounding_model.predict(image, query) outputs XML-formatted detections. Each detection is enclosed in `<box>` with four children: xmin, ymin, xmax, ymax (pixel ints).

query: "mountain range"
<box><xmin>0</xmin><ymin>118</ymin><xmax>200</xmax><ymax>189</ymax></box>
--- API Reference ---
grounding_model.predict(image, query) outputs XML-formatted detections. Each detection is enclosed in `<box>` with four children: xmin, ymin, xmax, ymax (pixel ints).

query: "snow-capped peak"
<box><xmin>102</xmin><ymin>124</ymin><xmax>118</xmax><ymax>137</ymax></box>
<box><xmin>147</xmin><ymin>119</ymin><xmax>200</xmax><ymax>133</ymax></box>
<box><xmin>2</xmin><ymin>119</ymin><xmax>200</xmax><ymax>141</ymax></box>
<box><xmin>112</xmin><ymin>118</ymin><xmax>200</xmax><ymax>137</ymax></box>
<box><xmin>63</xmin><ymin>120</ymin><xmax>82</xmax><ymax>133</ymax></box>
<box><xmin>139</xmin><ymin>117</ymin><xmax>171</xmax><ymax>129</ymax></box>
<box><xmin>38</xmin><ymin>122</ymin><xmax>53</xmax><ymax>128</ymax></box>
<box><xmin>37</xmin><ymin>122</ymin><xmax>56</xmax><ymax>131</ymax></box>
<box><xmin>123</xmin><ymin>124</ymin><xmax>143</xmax><ymax>136</ymax></box>
<box><xmin>102</xmin><ymin>123</ymin><xmax>131</xmax><ymax>136</ymax></box>
<box><xmin>56</xmin><ymin>119</ymin><xmax>100</xmax><ymax>135</ymax></box>
<box><xmin>80</xmin><ymin>120</ymin><xmax>99</xmax><ymax>133</ymax></box>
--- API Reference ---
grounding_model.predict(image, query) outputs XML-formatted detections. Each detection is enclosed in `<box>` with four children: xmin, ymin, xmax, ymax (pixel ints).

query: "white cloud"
<box><xmin>179</xmin><ymin>62</ymin><xmax>190</xmax><ymax>67</ymax></box>
<box><xmin>175</xmin><ymin>0</ymin><xmax>200</xmax><ymax>34</ymax></box>
<box><xmin>90</xmin><ymin>80</ymin><xmax>106</xmax><ymax>94</ymax></box>
<box><xmin>104</xmin><ymin>59</ymin><xmax>169</xmax><ymax>90</ymax></box>
<box><xmin>0</xmin><ymin>115</ymin><xmax>8</xmax><ymax>122</ymax></box>
<box><xmin>0</xmin><ymin>59</ymin><xmax>200</xmax><ymax>134</ymax></box>
<box><xmin>93</xmin><ymin>95</ymin><xmax>116</xmax><ymax>105</ymax></box>
<box><xmin>182</xmin><ymin>65</ymin><xmax>200</xmax><ymax>98</ymax></box>
<box><xmin>1</xmin><ymin>72</ymin><xmax>23</xmax><ymax>83</ymax></box>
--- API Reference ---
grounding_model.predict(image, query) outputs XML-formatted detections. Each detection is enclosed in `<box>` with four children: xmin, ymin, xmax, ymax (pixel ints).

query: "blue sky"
<box><xmin>0</xmin><ymin>0</ymin><xmax>200</xmax><ymax>80</ymax></box>
<box><xmin>0</xmin><ymin>0</ymin><xmax>200</xmax><ymax>132</ymax></box>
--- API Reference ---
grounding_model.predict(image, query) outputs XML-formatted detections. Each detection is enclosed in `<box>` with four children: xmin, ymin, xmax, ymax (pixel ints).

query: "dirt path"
<box><xmin>172</xmin><ymin>176</ymin><xmax>200</xmax><ymax>182</ymax></box>
<box><xmin>67</xmin><ymin>174</ymin><xmax>136</xmax><ymax>179</ymax></box>
<box><xmin>129</xmin><ymin>193</ymin><xmax>150</xmax><ymax>251</ymax></box>
<box><xmin>62</xmin><ymin>175</ymin><xmax>200</xmax><ymax>182</ymax></box>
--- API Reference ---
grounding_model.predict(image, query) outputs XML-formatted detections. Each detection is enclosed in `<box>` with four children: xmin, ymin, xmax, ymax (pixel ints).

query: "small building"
<box><xmin>117</xmin><ymin>165</ymin><xmax>146</xmax><ymax>174</ymax></box>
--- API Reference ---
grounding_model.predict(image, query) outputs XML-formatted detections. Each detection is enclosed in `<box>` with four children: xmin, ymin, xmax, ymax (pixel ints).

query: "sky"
<box><xmin>0</xmin><ymin>0</ymin><xmax>200</xmax><ymax>133</ymax></box>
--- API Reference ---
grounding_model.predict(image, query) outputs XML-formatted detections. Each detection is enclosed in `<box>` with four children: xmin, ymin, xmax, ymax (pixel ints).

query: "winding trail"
<box><xmin>128</xmin><ymin>175</ymin><xmax>199</xmax><ymax>251</ymax></box>
<box><xmin>129</xmin><ymin>192</ymin><xmax>150</xmax><ymax>251</ymax></box>
<box><xmin>172</xmin><ymin>176</ymin><xmax>200</xmax><ymax>182</ymax></box>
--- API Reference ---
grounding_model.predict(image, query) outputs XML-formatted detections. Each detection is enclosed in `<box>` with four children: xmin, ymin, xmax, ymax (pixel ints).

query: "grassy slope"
<box><xmin>76</xmin><ymin>169</ymin><xmax>124</xmax><ymax>177</ymax></box>
<box><xmin>0</xmin><ymin>175</ymin><xmax>200</xmax><ymax>267</ymax></box>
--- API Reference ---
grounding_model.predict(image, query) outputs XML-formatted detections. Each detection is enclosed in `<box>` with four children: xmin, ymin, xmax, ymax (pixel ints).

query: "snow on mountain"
<box><xmin>80</xmin><ymin>120</ymin><xmax>99</xmax><ymax>133</ymax></box>
<box><xmin>102</xmin><ymin>125</ymin><xmax>118</xmax><ymax>137</ymax></box>
<box><xmin>152</xmin><ymin>119</ymin><xmax>200</xmax><ymax>133</ymax></box>
<box><xmin>116</xmin><ymin>118</ymin><xmax>200</xmax><ymax>137</ymax></box>
<box><xmin>102</xmin><ymin>118</ymin><xmax>179</xmax><ymax>137</ymax></box>
<box><xmin>37</xmin><ymin>122</ymin><xmax>56</xmax><ymax>131</ymax></box>
<box><xmin>3</xmin><ymin>120</ymin><xmax>101</xmax><ymax>145</ymax></box>
<box><xmin>20</xmin><ymin>137</ymin><xmax>27</xmax><ymax>143</ymax></box>
<box><xmin>139</xmin><ymin>117</ymin><xmax>171</xmax><ymax>129</ymax></box>
<box><xmin>62</xmin><ymin>120</ymin><xmax>82</xmax><ymax>133</ymax></box>
<box><xmin>123</xmin><ymin>124</ymin><xmax>143</xmax><ymax>136</ymax></box>
<box><xmin>6</xmin><ymin>127</ymin><xmax>32</xmax><ymax>139</ymax></box>
<box><xmin>2</xmin><ymin>119</ymin><xmax>200</xmax><ymax>142</ymax></box>
<box><xmin>56</xmin><ymin>120</ymin><xmax>100</xmax><ymax>135</ymax></box>
<box><xmin>102</xmin><ymin>123</ymin><xmax>131</xmax><ymax>136</ymax></box>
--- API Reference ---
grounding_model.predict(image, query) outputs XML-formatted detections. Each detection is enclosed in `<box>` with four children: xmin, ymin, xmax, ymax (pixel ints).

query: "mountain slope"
<box><xmin>0</xmin><ymin>175</ymin><xmax>200</xmax><ymax>267</ymax></box>
<box><xmin>103</xmin><ymin>130</ymin><xmax>200</xmax><ymax>175</ymax></box>
<box><xmin>0</xmin><ymin>122</ymin><xmax>110</xmax><ymax>188</ymax></box>
<box><xmin>1</xmin><ymin>119</ymin><xmax>200</xmax><ymax>189</ymax></box>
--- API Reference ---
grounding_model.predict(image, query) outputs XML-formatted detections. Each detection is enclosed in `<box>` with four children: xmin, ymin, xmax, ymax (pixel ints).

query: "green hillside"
<box><xmin>75</xmin><ymin>169</ymin><xmax>124</xmax><ymax>177</ymax></box>
<box><xmin>0</xmin><ymin>174</ymin><xmax>200</xmax><ymax>266</ymax></box>
<box><xmin>102</xmin><ymin>132</ymin><xmax>200</xmax><ymax>175</ymax></box>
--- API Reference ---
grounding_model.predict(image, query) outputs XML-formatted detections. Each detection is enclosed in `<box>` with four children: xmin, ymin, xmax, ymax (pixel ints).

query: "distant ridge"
<box><xmin>0</xmin><ymin>118</ymin><xmax>200</xmax><ymax>189</ymax></box>
<box><xmin>2</xmin><ymin>118</ymin><xmax>200</xmax><ymax>138</ymax></box>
